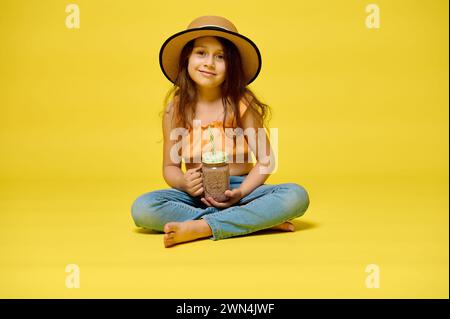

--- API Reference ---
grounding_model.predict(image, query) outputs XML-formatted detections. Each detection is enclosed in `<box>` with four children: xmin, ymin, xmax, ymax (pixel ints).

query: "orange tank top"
<box><xmin>181</xmin><ymin>101</ymin><xmax>251</xmax><ymax>164</ymax></box>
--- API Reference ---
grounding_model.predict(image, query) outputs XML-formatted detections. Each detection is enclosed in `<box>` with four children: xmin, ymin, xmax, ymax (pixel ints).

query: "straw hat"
<box><xmin>159</xmin><ymin>15</ymin><xmax>262</xmax><ymax>85</ymax></box>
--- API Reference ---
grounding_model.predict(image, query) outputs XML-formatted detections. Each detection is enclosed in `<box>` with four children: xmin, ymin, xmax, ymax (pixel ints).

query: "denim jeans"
<box><xmin>131</xmin><ymin>175</ymin><xmax>310</xmax><ymax>241</ymax></box>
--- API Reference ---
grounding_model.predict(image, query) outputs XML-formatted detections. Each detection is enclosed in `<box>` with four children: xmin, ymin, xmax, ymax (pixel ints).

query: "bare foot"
<box><xmin>163</xmin><ymin>220</ymin><xmax>212</xmax><ymax>248</ymax></box>
<box><xmin>269</xmin><ymin>221</ymin><xmax>295</xmax><ymax>232</ymax></box>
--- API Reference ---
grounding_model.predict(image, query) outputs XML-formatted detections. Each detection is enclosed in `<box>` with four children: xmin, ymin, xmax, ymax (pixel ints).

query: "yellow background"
<box><xmin>0</xmin><ymin>0</ymin><xmax>448</xmax><ymax>298</ymax></box>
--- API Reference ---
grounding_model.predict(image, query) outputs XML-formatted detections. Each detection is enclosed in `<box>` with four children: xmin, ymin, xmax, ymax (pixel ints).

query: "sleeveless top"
<box><xmin>181</xmin><ymin>101</ymin><xmax>251</xmax><ymax>164</ymax></box>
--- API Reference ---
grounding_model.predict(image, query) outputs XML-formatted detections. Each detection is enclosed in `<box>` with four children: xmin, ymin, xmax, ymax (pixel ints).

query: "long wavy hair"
<box><xmin>160</xmin><ymin>36</ymin><xmax>271</xmax><ymax>133</ymax></box>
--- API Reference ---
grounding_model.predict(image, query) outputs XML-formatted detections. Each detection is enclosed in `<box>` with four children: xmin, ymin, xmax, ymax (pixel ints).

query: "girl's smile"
<box><xmin>199</xmin><ymin>70</ymin><xmax>216</xmax><ymax>77</ymax></box>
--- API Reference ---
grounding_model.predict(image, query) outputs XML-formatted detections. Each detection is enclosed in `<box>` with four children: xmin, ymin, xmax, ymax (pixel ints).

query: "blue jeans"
<box><xmin>131</xmin><ymin>175</ymin><xmax>310</xmax><ymax>241</ymax></box>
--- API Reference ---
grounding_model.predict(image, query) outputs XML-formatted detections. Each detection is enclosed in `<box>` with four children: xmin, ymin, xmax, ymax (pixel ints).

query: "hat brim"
<box><xmin>159</xmin><ymin>26</ymin><xmax>262</xmax><ymax>86</ymax></box>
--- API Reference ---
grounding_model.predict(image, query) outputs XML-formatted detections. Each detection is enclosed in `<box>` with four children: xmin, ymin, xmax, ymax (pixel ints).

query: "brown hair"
<box><xmin>160</xmin><ymin>36</ymin><xmax>271</xmax><ymax>132</ymax></box>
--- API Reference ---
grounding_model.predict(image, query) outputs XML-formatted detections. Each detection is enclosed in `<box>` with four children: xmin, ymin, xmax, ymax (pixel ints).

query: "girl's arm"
<box><xmin>237</xmin><ymin>107</ymin><xmax>276</xmax><ymax>198</ymax></box>
<box><xmin>162</xmin><ymin>102</ymin><xmax>185</xmax><ymax>191</ymax></box>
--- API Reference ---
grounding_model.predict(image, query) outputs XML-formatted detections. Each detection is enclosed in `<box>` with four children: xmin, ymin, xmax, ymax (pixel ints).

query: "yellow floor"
<box><xmin>0</xmin><ymin>174</ymin><xmax>447</xmax><ymax>298</ymax></box>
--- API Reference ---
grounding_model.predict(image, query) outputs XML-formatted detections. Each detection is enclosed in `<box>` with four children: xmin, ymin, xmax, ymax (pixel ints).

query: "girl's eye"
<box><xmin>196</xmin><ymin>51</ymin><xmax>224</xmax><ymax>59</ymax></box>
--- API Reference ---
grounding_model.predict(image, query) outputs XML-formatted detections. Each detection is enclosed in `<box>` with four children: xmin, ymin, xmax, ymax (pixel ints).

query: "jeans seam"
<box><xmin>202</xmin><ymin>205</ymin><xmax>295</xmax><ymax>240</ymax></box>
<box><xmin>202</xmin><ymin>207</ymin><xmax>244</xmax><ymax>239</ymax></box>
<box><xmin>202</xmin><ymin>215</ymin><xmax>221</xmax><ymax>240</ymax></box>
<box><xmin>159</xmin><ymin>199</ymin><xmax>201</xmax><ymax>216</ymax></box>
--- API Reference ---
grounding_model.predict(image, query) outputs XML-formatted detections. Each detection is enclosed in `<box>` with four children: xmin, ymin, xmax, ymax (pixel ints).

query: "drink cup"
<box><xmin>201</xmin><ymin>151</ymin><xmax>230</xmax><ymax>202</ymax></box>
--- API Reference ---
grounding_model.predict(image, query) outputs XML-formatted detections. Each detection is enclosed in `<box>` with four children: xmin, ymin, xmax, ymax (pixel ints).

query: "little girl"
<box><xmin>131</xmin><ymin>16</ymin><xmax>310</xmax><ymax>248</ymax></box>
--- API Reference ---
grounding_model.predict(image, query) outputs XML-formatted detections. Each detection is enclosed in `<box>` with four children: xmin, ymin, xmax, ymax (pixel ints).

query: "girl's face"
<box><xmin>187</xmin><ymin>36</ymin><xmax>226</xmax><ymax>90</ymax></box>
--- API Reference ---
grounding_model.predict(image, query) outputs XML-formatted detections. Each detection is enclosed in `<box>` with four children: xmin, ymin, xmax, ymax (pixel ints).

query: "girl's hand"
<box><xmin>182</xmin><ymin>165</ymin><xmax>203</xmax><ymax>197</ymax></box>
<box><xmin>201</xmin><ymin>188</ymin><xmax>243</xmax><ymax>209</ymax></box>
